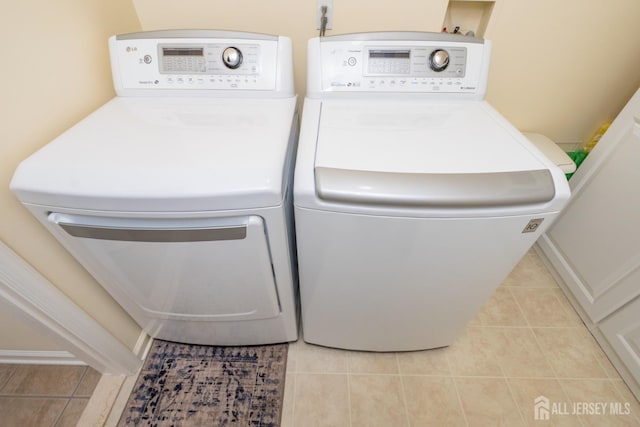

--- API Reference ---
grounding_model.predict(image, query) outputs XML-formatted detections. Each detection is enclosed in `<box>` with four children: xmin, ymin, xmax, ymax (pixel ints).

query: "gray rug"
<box><xmin>118</xmin><ymin>340</ymin><xmax>288</xmax><ymax>426</ymax></box>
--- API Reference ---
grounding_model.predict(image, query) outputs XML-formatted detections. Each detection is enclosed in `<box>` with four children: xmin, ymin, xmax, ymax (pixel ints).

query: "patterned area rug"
<box><xmin>118</xmin><ymin>340</ymin><xmax>288</xmax><ymax>426</ymax></box>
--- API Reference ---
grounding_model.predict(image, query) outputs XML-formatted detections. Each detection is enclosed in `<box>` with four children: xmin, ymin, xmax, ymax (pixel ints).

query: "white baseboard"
<box><xmin>0</xmin><ymin>350</ymin><xmax>85</xmax><ymax>365</ymax></box>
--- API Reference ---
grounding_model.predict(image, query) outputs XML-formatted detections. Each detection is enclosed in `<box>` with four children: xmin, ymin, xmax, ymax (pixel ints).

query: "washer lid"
<box><xmin>12</xmin><ymin>96</ymin><xmax>297</xmax><ymax>211</ymax></box>
<box><xmin>314</xmin><ymin>100</ymin><xmax>556</xmax><ymax>208</ymax></box>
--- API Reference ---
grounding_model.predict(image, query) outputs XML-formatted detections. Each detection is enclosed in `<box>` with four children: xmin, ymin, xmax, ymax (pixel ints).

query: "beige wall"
<box><xmin>0</xmin><ymin>1</ymin><xmax>142</xmax><ymax>351</ymax></box>
<box><xmin>0</xmin><ymin>301</ymin><xmax>63</xmax><ymax>351</ymax></box>
<box><xmin>486</xmin><ymin>0</ymin><xmax>640</xmax><ymax>146</ymax></box>
<box><xmin>134</xmin><ymin>0</ymin><xmax>640</xmax><ymax>146</ymax></box>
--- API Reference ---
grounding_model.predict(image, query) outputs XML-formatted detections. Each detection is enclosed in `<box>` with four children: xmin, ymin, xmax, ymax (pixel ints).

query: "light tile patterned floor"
<box><xmin>0</xmin><ymin>364</ymin><xmax>100</xmax><ymax>426</ymax></box>
<box><xmin>281</xmin><ymin>249</ymin><xmax>640</xmax><ymax>427</ymax></box>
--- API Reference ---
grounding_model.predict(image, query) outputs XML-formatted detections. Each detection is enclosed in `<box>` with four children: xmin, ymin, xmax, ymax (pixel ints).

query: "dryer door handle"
<box><xmin>48</xmin><ymin>213</ymin><xmax>247</xmax><ymax>242</ymax></box>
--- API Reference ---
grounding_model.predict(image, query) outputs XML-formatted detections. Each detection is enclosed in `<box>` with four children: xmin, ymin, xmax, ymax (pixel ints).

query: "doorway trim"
<box><xmin>0</xmin><ymin>241</ymin><xmax>143</xmax><ymax>374</ymax></box>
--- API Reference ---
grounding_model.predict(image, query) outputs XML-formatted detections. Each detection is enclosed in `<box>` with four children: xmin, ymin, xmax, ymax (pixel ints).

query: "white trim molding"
<box><xmin>0</xmin><ymin>350</ymin><xmax>84</xmax><ymax>365</ymax></box>
<box><xmin>0</xmin><ymin>241</ymin><xmax>143</xmax><ymax>375</ymax></box>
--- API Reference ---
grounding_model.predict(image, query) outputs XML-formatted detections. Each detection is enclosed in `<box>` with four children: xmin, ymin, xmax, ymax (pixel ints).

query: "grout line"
<box><xmin>0</xmin><ymin>365</ymin><xmax>18</xmax><ymax>392</ymax></box>
<box><xmin>548</xmin><ymin>288</ymin><xmax>585</xmax><ymax>328</ymax></box>
<box><xmin>609</xmin><ymin>379</ymin><xmax>638</xmax><ymax>418</ymax></box>
<box><xmin>611</xmin><ymin>380</ymin><xmax>640</xmax><ymax>424</ymax></box>
<box><xmin>396</xmin><ymin>354</ymin><xmax>411</xmax><ymax>427</ymax></box>
<box><xmin>492</xmin><ymin>327</ymin><xmax>526</xmax><ymax>426</ymax></box>
<box><xmin>506</xmin><ymin>287</ymin><xmax>533</xmax><ymax>329</ymax></box>
<box><xmin>501</xmin><ymin>284</ymin><xmax>560</xmax><ymax>288</ymax></box>
<box><xmin>445</xmin><ymin>344</ymin><xmax>469</xmax><ymax>427</ymax></box>
<box><xmin>288</xmin><ymin>373</ymin><xmax>623</xmax><ymax>380</ymax></box>
<box><xmin>555</xmin><ymin>380</ymin><xmax>589</xmax><ymax>427</ymax></box>
<box><xmin>588</xmin><ymin>338</ymin><xmax>622</xmax><ymax>380</ymax></box>
<box><xmin>451</xmin><ymin>377</ymin><xmax>470</xmax><ymax>427</ymax></box>
<box><xmin>467</xmin><ymin>324</ymin><xmax>590</xmax><ymax>329</ymax></box>
<box><xmin>289</xmin><ymin>372</ymin><xmax>296</xmax><ymax>427</ymax></box>
<box><xmin>0</xmin><ymin>393</ymin><xmax>90</xmax><ymax>399</ymax></box>
<box><xmin>507</xmin><ymin>285</ymin><xmax>568</xmax><ymax>382</ymax></box>
<box><xmin>70</xmin><ymin>366</ymin><xmax>88</xmax><ymax>397</ymax></box>
<box><xmin>51</xmin><ymin>397</ymin><xmax>71</xmax><ymax>427</ymax></box>
<box><xmin>284</xmin><ymin>371</ymin><xmax>614</xmax><ymax>379</ymax></box>
<box><xmin>346</xmin><ymin>372</ymin><xmax>353</xmax><ymax>427</ymax></box>
<box><xmin>503</xmin><ymin>376</ymin><xmax>527</xmax><ymax>426</ymax></box>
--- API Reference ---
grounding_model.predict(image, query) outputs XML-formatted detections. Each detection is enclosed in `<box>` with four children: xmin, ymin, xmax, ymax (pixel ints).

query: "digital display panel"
<box><xmin>160</xmin><ymin>46</ymin><xmax>206</xmax><ymax>74</ymax></box>
<box><xmin>162</xmin><ymin>47</ymin><xmax>204</xmax><ymax>57</ymax></box>
<box><xmin>367</xmin><ymin>49</ymin><xmax>411</xmax><ymax>75</ymax></box>
<box><xmin>368</xmin><ymin>50</ymin><xmax>411</xmax><ymax>59</ymax></box>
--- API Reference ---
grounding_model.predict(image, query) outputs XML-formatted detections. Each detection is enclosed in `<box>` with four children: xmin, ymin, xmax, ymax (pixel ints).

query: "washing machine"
<box><xmin>11</xmin><ymin>30</ymin><xmax>299</xmax><ymax>346</ymax></box>
<box><xmin>294</xmin><ymin>32</ymin><xmax>571</xmax><ymax>352</ymax></box>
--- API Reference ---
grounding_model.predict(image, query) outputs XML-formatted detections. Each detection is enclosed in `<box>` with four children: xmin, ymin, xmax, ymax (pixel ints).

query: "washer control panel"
<box><xmin>109</xmin><ymin>31</ymin><xmax>289</xmax><ymax>95</ymax></box>
<box><xmin>157</xmin><ymin>43</ymin><xmax>259</xmax><ymax>75</ymax></box>
<box><xmin>310</xmin><ymin>33</ymin><xmax>490</xmax><ymax>96</ymax></box>
<box><xmin>363</xmin><ymin>46</ymin><xmax>466</xmax><ymax>78</ymax></box>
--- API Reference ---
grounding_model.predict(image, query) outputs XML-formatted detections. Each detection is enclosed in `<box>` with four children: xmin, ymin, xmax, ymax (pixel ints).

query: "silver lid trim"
<box><xmin>315</xmin><ymin>167</ymin><xmax>556</xmax><ymax>208</ymax></box>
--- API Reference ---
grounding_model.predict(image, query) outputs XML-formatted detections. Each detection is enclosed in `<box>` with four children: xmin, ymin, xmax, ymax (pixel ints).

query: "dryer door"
<box><xmin>47</xmin><ymin>213</ymin><xmax>280</xmax><ymax>323</ymax></box>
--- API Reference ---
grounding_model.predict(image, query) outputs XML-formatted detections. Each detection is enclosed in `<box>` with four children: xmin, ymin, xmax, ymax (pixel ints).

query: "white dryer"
<box><xmin>11</xmin><ymin>30</ymin><xmax>299</xmax><ymax>346</ymax></box>
<box><xmin>294</xmin><ymin>32</ymin><xmax>570</xmax><ymax>351</ymax></box>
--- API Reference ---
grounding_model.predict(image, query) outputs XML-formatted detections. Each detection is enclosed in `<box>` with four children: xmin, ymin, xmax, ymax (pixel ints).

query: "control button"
<box><xmin>222</xmin><ymin>47</ymin><xmax>243</xmax><ymax>69</ymax></box>
<box><xmin>429</xmin><ymin>49</ymin><xmax>450</xmax><ymax>72</ymax></box>
<box><xmin>143</xmin><ymin>55</ymin><xmax>152</xmax><ymax>64</ymax></box>
<box><xmin>347</xmin><ymin>57</ymin><xmax>357</xmax><ymax>66</ymax></box>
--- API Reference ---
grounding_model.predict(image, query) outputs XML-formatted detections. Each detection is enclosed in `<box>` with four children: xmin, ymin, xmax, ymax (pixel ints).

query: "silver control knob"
<box><xmin>429</xmin><ymin>49</ymin><xmax>450</xmax><ymax>72</ymax></box>
<box><xmin>222</xmin><ymin>47</ymin><xmax>243</xmax><ymax>69</ymax></box>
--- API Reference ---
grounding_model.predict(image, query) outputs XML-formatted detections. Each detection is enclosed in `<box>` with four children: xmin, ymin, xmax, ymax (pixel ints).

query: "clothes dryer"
<box><xmin>294</xmin><ymin>32</ymin><xmax>570</xmax><ymax>351</ymax></box>
<box><xmin>11</xmin><ymin>30</ymin><xmax>299</xmax><ymax>346</ymax></box>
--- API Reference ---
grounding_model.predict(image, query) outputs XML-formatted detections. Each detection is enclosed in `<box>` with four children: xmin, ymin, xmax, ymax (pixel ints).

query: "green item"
<box><xmin>566</xmin><ymin>150</ymin><xmax>588</xmax><ymax>179</ymax></box>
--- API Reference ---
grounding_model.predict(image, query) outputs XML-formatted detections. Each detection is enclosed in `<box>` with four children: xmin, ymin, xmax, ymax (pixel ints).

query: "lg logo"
<box><xmin>522</xmin><ymin>218</ymin><xmax>544</xmax><ymax>234</ymax></box>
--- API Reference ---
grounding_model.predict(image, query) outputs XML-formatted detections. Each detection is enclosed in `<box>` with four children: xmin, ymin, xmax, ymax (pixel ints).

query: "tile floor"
<box><xmin>280</xmin><ymin>250</ymin><xmax>640</xmax><ymax>427</ymax></box>
<box><xmin>0</xmin><ymin>364</ymin><xmax>101</xmax><ymax>426</ymax></box>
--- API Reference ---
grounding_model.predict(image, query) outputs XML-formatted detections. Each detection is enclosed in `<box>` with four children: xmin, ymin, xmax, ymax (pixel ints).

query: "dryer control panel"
<box><xmin>109</xmin><ymin>30</ymin><xmax>295</xmax><ymax>97</ymax></box>
<box><xmin>307</xmin><ymin>32</ymin><xmax>491</xmax><ymax>99</ymax></box>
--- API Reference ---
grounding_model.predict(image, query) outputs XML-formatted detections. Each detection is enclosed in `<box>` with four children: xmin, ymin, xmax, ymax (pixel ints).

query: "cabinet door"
<box><xmin>599</xmin><ymin>297</ymin><xmax>640</xmax><ymax>386</ymax></box>
<box><xmin>541</xmin><ymin>117</ymin><xmax>640</xmax><ymax>323</ymax></box>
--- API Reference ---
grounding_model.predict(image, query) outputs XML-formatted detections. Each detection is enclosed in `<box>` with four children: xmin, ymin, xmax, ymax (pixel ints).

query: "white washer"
<box><xmin>294</xmin><ymin>32</ymin><xmax>571</xmax><ymax>351</ymax></box>
<box><xmin>11</xmin><ymin>30</ymin><xmax>299</xmax><ymax>346</ymax></box>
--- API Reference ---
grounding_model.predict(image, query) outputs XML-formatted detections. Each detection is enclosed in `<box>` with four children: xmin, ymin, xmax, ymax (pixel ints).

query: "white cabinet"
<box><xmin>540</xmin><ymin>115</ymin><xmax>640</xmax><ymax>323</ymax></box>
<box><xmin>600</xmin><ymin>297</ymin><xmax>640</xmax><ymax>387</ymax></box>
<box><xmin>538</xmin><ymin>87</ymin><xmax>640</xmax><ymax>400</ymax></box>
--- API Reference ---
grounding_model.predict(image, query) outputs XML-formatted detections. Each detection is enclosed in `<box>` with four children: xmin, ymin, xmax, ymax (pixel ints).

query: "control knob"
<box><xmin>222</xmin><ymin>47</ymin><xmax>243</xmax><ymax>69</ymax></box>
<box><xmin>429</xmin><ymin>49</ymin><xmax>450</xmax><ymax>72</ymax></box>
